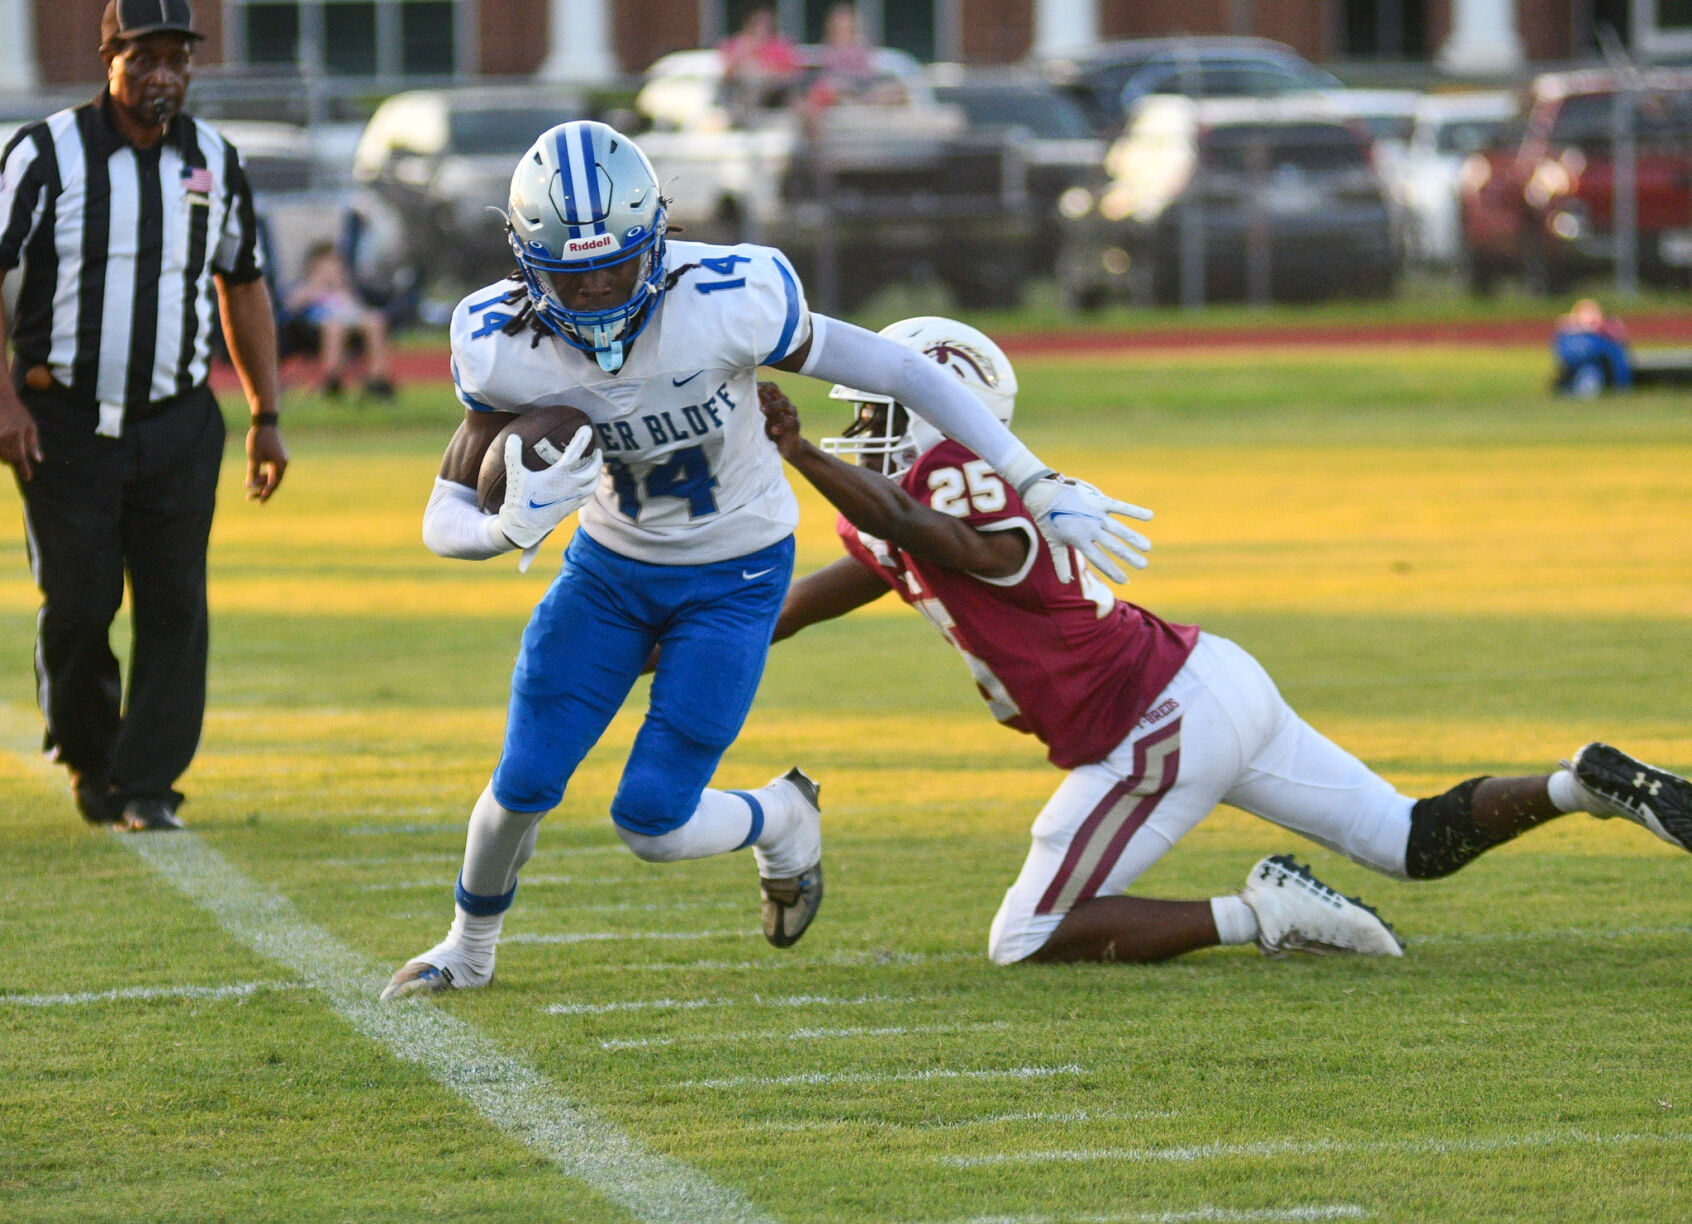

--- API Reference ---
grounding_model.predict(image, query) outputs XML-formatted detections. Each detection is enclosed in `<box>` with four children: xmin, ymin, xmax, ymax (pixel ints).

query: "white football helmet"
<box><xmin>507</xmin><ymin>121</ymin><xmax>668</xmax><ymax>373</ymax></box>
<box><xmin>822</xmin><ymin>316</ymin><xmax>1018</xmax><ymax>476</ymax></box>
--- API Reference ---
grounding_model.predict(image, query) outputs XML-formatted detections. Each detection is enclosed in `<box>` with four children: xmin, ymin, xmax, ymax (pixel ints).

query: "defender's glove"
<box><xmin>497</xmin><ymin>428</ymin><xmax>602</xmax><ymax>551</ymax></box>
<box><xmin>1018</xmin><ymin>471</ymin><xmax>1153</xmax><ymax>584</ymax></box>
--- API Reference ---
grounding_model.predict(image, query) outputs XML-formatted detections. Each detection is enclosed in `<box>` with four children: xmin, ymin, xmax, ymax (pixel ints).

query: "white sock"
<box><xmin>1547</xmin><ymin>768</ymin><xmax>1584</xmax><ymax>813</ymax></box>
<box><xmin>616</xmin><ymin>788</ymin><xmax>758</xmax><ymax>862</ymax></box>
<box><xmin>1211</xmin><ymin>895</ymin><xmax>1260</xmax><ymax>946</ymax></box>
<box><xmin>750</xmin><ymin>781</ymin><xmax>801</xmax><ymax>855</ymax></box>
<box><xmin>461</xmin><ymin>784</ymin><xmax>544</xmax><ymax>897</ymax></box>
<box><xmin>445</xmin><ymin>905</ymin><xmax>503</xmax><ymax>966</ymax></box>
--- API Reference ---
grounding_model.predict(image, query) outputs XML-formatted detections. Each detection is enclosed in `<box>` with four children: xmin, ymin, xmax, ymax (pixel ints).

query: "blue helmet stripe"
<box><xmin>577</xmin><ymin>125</ymin><xmax>606</xmax><ymax>235</ymax></box>
<box><xmin>553</xmin><ymin>126</ymin><xmax>584</xmax><ymax>239</ymax></box>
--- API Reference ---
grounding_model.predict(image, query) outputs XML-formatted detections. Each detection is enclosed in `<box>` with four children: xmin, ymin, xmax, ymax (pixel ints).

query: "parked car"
<box><xmin>1308</xmin><ymin>89</ymin><xmax>1423</xmax><ymax>262</ymax></box>
<box><xmin>1057</xmin><ymin>95</ymin><xmax>1394</xmax><ymax>307</ymax></box>
<box><xmin>1038</xmin><ymin>37</ymin><xmax>1343</xmax><ymax>136</ymax></box>
<box><xmin>632</xmin><ymin>45</ymin><xmax>940</xmax><ymax>246</ymax></box>
<box><xmin>1313</xmin><ymin>88</ymin><xmax>1421</xmax><ymax>165</ymax></box>
<box><xmin>632</xmin><ymin>47</ymin><xmax>1033</xmax><ymax>311</ymax></box>
<box><xmin>353</xmin><ymin>86</ymin><xmax>594</xmax><ymax>289</ymax></box>
<box><xmin>926</xmin><ymin>65</ymin><xmax>1104</xmax><ymax>275</ymax></box>
<box><xmin>1458</xmin><ymin>69</ymin><xmax>1692</xmax><ymax>294</ymax></box>
<box><xmin>1389</xmin><ymin>91</ymin><xmax>1517</xmax><ymax>267</ymax></box>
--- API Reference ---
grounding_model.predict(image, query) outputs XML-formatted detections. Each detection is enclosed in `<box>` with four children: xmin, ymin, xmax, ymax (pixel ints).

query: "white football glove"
<box><xmin>497</xmin><ymin>427</ymin><xmax>602</xmax><ymax>551</ymax></box>
<box><xmin>1018</xmin><ymin>471</ymin><xmax>1153</xmax><ymax>584</ymax></box>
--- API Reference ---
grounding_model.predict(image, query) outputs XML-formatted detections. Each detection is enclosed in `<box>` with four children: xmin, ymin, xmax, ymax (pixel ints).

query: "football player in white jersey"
<box><xmin>380</xmin><ymin>121</ymin><xmax>1156</xmax><ymax>999</ymax></box>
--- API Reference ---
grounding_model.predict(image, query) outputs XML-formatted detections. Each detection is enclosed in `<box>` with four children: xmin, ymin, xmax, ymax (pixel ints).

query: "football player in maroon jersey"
<box><xmin>762</xmin><ymin>317</ymin><xmax>1691</xmax><ymax>965</ymax></box>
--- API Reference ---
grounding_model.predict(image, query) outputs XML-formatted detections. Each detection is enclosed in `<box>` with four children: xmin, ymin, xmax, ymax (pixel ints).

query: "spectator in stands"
<box><xmin>287</xmin><ymin>241</ymin><xmax>395</xmax><ymax>401</ymax></box>
<box><xmin>1553</xmin><ymin>298</ymin><xmax>1632</xmax><ymax>397</ymax></box>
<box><xmin>720</xmin><ymin>6</ymin><xmax>802</xmax><ymax>119</ymax></box>
<box><xmin>809</xmin><ymin>4</ymin><xmax>877</xmax><ymax>108</ymax></box>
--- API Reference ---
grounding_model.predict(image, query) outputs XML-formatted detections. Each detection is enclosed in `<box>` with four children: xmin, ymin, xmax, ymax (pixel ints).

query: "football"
<box><xmin>476</xmin><ymin>404</ymin><xmax>597</xmax><ymax>513</ymax></box>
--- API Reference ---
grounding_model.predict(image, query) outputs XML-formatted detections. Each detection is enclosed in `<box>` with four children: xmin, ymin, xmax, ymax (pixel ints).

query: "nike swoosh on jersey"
<box><xmin>742</xmin><ymin>567</ymin><xmax>776</xmax><ymax>580</ymax></box>
<box><xmin>672</xmin><ymin>370</ymin><xmax>703</xmax><ymax>386</ymax></box>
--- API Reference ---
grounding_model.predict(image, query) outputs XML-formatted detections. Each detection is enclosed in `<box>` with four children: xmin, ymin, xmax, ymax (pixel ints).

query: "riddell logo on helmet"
<box><xmin>565</xmin><ymin>233</ymin><xmax>618</xmax><ymax>256</ymax></box>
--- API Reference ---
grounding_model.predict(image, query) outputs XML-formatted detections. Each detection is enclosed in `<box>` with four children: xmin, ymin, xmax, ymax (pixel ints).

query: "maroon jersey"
<box><xmin>838</xmin><ymin>440</ymin><xmax>1199</xmax><ymax>769</ymax></box>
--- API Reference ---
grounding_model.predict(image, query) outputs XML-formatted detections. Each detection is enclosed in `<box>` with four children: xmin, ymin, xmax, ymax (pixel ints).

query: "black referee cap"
<box><xmin>101</xmin><ymin>0</ymin><xmax>204</xmax><ymax>45</ymax></box>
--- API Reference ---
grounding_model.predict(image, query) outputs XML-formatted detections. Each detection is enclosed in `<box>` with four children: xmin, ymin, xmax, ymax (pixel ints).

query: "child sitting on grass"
<box><xmin>287</xmin><ymin>241</ymin><xmax>396</xmax><ymax>400</ymax></box>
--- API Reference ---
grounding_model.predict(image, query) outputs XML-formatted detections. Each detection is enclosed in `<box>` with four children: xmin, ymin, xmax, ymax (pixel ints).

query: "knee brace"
<box><xmin>1404</xmin><ymin>776</ymin><xmax>1492</xmax><ymax>880</ymax></box>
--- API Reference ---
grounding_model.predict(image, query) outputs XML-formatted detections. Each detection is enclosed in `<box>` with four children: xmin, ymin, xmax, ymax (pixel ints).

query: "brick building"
<box><xmin>2</xmin><ymin>1</ymin><xmax>1687</xmax><ymax>93</ymax></box>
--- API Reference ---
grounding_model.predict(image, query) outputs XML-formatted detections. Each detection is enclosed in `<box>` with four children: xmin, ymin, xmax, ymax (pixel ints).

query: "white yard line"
<box><xmin>939</xmin><ymin>1127</ymin><xmax>1692</xmax><ymax>1169</ymax></box>
<box><xmin>361</xmin><ymin>874</ymin><xmax>599</xmax><ymax>892</ymax></box>
<box><xmin>601</xmin><ymin>1020</ymin><xmax>1010</xmax><ymax>1051</ymax></box>
<box><xmin>0</xmin><ymin>981</ymin><xmax>294</xmax><ymax>1008</ymax></box>
<box><xmin>599</xmin><ymin>951</ymin><xmax>977</xmax><ymax>974</ymax></box>
<box><xmin>912</xmin><ymin>1208</ymin><xmax>1367</xmax><ymax>1224</ymax></box>
<box><xmin>321</xmin><ymin>852</ymin><xmax>464</xmax><ymax>868</ymax></box>
<box><xmin>1414</xmin><ymin>924</ymin><xmax>1692</xmax><ymax>945</ymax></box>
<box><xmin>546</xmin><ymin>992</ymin><xmax>920</xmax><ymax>1017</ymax></box>
<box><xmin>121</xmin><ymin>832</ymin><xmax>777</xmax><ymax>1224</ymax></box>
<box><xmin>682</xmin><ymin>1064</ymin><xmax>1085</xmax><ymax>1091</ymax></box>
<box><xmin>752</xmin><ymin>1109</ymin><xmax>1180</xmax><ymax>1134</ymax></box>
<box><xmin>508</xmin><ymin>929</ymin><xmax>757</xmax><ymax>945</ymax></box>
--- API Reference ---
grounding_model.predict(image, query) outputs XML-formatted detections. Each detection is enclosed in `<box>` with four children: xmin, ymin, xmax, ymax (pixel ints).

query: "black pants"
<box><xmin>16</xmin><ymin>382</ymin><xmax>225</xmax><ymax>806</ymax></box>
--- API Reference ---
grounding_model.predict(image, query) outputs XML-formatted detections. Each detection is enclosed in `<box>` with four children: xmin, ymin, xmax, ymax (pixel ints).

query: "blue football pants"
<box><xmin>490</xmin><ymin>529</ymin><xmax>794</xmax><ymax>835</ymax></box>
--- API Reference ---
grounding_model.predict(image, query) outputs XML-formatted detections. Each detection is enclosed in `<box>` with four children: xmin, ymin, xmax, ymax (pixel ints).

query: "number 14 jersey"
<box><xmin>448</xmin><ymin>240</ymin><xmax>811</xmax><ymax>564</ymax></box>
<box><xmin>838</xmin><ymin>439</ymin><xmax>1200</xmax><ymax>770</ymax></box>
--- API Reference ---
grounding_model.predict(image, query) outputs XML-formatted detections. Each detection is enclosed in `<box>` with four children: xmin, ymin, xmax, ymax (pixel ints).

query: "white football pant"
<box><xmin>988</xmin><ymin>633</ymin><xmax>1414</xmax><ymax>964</ymax></box>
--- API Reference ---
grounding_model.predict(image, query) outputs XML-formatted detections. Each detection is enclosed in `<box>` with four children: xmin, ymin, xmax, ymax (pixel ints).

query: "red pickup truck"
<box><xmin>1458</xmin><ymin>69</ymin><xmax>1692</xmax><ymax>294</ymax></box>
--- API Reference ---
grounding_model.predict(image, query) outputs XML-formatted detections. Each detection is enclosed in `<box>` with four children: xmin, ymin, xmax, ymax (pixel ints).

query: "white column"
<box><xmin>1438</xmin><ymin>0</ymin><xmax>1526</xmax><ymax>75</ymax></box>
<box><xmin>1033</xmin><ymin>0</ymin><xmax>1098</xmax><ymax>58</ymax></box>
<box><xmin>0</xmin><ymin>0</ymin><xmax>39</xmax><ymax>95</ymax></box>
<box><xmin>540</xmin><ymin>0</ymin><xmax>616</xmax><ymax>83</ymax></box>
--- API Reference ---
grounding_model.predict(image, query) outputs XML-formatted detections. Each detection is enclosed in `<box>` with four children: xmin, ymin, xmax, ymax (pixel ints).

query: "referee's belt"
<box><xmin>21</xmin><ymin>364</ymin><xmax>205</xmax><ymax>425</ymax></box>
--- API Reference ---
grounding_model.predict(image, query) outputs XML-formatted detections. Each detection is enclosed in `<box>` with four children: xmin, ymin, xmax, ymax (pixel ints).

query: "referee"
<box><xmin>0</xmin><ymin>0</ymin><xmax>288</xmax><ymax>832</ymax></box>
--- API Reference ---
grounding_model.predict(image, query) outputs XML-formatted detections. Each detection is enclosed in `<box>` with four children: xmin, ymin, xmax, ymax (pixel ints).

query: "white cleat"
<box><xmin>1567</xmin><ymin>742</ymin><xmax>1692</xmax><ymax>854</ymax></box>
<box><xmin>756</xmin><ymin>767</ymin><xmax>823</xmax><ymax>949</ymax></box>
<box><xmin>378</xmin><ymin>944</ymin><xmax>494</xmax><ymax>1001</ymax></box>
<box><xmin>1241</xmin><ymin>854</ymin><xmax>1404</xmax><ymax>958</ymax></box>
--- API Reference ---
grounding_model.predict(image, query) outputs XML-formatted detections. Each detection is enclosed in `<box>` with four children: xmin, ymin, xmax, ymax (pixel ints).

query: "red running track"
<box><xmin>211</xmin><ymin>312</ymin><xmax>1692</xmax><ymax>392</ymax></box>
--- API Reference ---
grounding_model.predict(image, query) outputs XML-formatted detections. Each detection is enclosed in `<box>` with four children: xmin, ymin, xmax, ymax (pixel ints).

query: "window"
<box><xmin>402</xmin><ymin>2</ymin><xmax>455</xmax><ymax>75</ymax></box>
<box><xmin>235</xmin><ymin>1</ymin><xmax>462</xmax><ymax>78</ymax></box>
<box><xmin>244</xmin><ymin>3</ymin><xmax>300</xmax><ymax>64</ymax></box>
<box><xmin>324</xmin><ymin>3</ymin><xmax>378</xmax><ymax>77</ymax></box>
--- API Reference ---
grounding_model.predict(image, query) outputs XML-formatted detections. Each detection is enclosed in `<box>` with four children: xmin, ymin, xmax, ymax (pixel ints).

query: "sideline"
<box><xmin>121</xmin><ymin>830</ymin><xmax>777</xmax><ymax>1224</ymax></box>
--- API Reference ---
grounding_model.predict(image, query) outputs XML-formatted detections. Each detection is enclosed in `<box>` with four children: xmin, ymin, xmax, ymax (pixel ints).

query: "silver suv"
<box><xmin>1057</xmin><ymin>94</ymin><xmax>1395</xmax><ymax>307</ymax></box>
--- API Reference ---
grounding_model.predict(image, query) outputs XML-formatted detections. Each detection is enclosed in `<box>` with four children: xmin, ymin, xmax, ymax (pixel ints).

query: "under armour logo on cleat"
<box><xmin>1634</xmin><ymin>771</ymin><xmax>1662</xmax><ymax>795</ymax></box>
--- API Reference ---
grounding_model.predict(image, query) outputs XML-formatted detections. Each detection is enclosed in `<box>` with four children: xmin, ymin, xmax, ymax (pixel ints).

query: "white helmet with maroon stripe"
<box><xmin>822</xmin><ymin>316</ymin><xmax>1018</xmax><ymax>476</ymax></box>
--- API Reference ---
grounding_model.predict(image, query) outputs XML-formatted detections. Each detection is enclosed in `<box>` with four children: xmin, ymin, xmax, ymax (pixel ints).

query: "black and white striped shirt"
<box><xmin>0</xmin><ymin>92</ymin><xmax>263</xmax><ymax>409</ymax></box>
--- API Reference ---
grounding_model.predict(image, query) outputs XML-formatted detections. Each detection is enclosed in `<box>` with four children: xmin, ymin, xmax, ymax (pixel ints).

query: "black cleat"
<box><xmin>71</xmin><ymin>772</ymin><xmax>120</xmax><ymax>825</ymax></box>
<box><xmin>1570</xmin><ymin>743</ymin><xmax>1692</xmax><ymax>853</ymax></box>
<box><xmin>119</xmin><ymin>798</ymin><xmax>185</xmax><ymax>833</ymax></box>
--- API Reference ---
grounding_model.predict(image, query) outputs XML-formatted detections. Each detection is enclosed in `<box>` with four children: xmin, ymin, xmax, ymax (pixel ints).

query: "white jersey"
<box><xmin>448</xmin><ymin>240</ymin><xmax>812</xmax><ymax>564</ymax></box>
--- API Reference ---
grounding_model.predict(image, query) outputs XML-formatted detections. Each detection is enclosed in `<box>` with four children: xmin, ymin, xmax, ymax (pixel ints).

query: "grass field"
<box><xmin>2</xmin><ymin>343</ymin><xmax>1690</xmax><ymax>1224</ymax></box>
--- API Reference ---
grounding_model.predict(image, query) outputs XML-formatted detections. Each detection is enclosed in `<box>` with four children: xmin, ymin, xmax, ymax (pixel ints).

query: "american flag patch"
<box><xmin>181</xmin><ymin>166</ymin><xmax>215</xmax><ymax>194</ymax></box>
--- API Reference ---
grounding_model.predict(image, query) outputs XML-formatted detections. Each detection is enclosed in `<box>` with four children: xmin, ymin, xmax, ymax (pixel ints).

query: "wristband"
<box><xmin>251</xmin><ymin>411</ymin><xmax>280</xmax><ymax>427</ymax></box>
<box><xmin>1013</xmin><ymin>467</ymin><xmax>1057</xmax><ymax>498</ymax></box>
